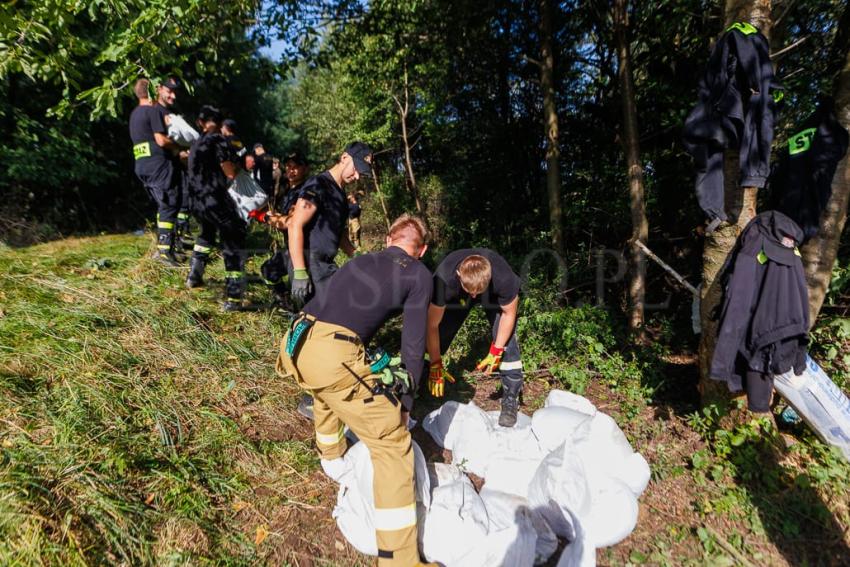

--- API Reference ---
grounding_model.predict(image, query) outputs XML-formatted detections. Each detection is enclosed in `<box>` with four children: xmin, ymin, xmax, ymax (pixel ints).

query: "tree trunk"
<box><xmin>539</xmin><ymin>0</ymin><xmax>564</xmax><ymax>256</ymax></box>
<box><xmin>698</xmin><ymin>0</ymin><xmax>771</xmax><ymax>405</ymax></box>
<box><xmin>613</xmin><ymin>0</ymin><xmax>649</xmax><ymax>337</ymax></box>
<box><xmin>370</xmin><ymin>164</ymin><xmax>392</xmax><ymax>232</ymax></box>
<box><xmin>395</xmin><ymin>67</ymin><xmax>424</xmax><ymax>215</ymax></box>
<box><xmin>801</xmin><ymin>6</ymin><xmax>850</xmax><ymax>323</ymax></box>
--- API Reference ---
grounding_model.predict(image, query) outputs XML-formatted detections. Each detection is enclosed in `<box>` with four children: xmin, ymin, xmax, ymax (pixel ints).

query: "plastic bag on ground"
<box><xmin>423</xmin><ymin>401</ymin><xmax>495</xmax><ymax>475</ymax></box>
<box><xmin>479</xmin><ymin>488</ymin><xmax>558</xmax><ymax>565</ymax></box>
<box><xmin>527</xmin><ymin>440</ymin><xmax>591</xmax><ymax>541</ymax></box>
<box><xmin>574</xmin><ymin>412</ymin><xmax>651</xmax><ymax>497</ymax></box>
<box><xmin>582</xmin><ymin>477</ymin><xmax>639</xmax><ymax>548</ymax></box>
<box><xmin>532</xmin><ymin>406</ymin><xmax>595</xmax><ymax>453</ymax></box>
<box><xmin>227</xmin><ymin>170</ymin><xmax>268</xmax><ymax>222</ymax></box>
<box><xmin>774</xmin><ymin>355</ymin><xmax>850</xmax><ymax>461</ymax></box>
<box><xmin>166</xmin><ymin>114</ymin><xmax>199</xmax><ymax>147</ymax></box>
<box><xmin>482</xmin><ymin>421</ymin><xmax>546</xmax><ymax>498</ymax></box>
<box><xmin>555</xmin><ymin>508</ymin><xmax>596</xmax><ymax>567</ymax></box>
<box><xmin>421</xmin><ymin>475</ymin><xmax>490</xmax><ymax>566</ymax></box>
<box><xmin>544</xmin><ymin>390</ymin><xmax>598</xmax><ymax>416</ymax></box>
<box><xmin>332</xmin><ymin>440</ymin><xmax>430</xmax><ymax>556</ymax></box>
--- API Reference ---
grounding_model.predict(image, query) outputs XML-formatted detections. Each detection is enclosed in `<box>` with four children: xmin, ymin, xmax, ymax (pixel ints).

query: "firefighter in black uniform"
<box><xmin>128</xmin><ymin>77</ymin><xmax>185</xmax><ymax>266</ymax></box>
<box><xmin>426</xmin><ymin>249</ymin><xmax>525</xmax><ymax>427</ymax></box>
<box><xmin>185</xmin><ymin>106</ymin><xmax>248</xmax><ymax>311</ymax></box>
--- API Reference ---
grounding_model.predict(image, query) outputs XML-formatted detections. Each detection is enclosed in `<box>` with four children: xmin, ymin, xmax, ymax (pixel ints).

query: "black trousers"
<box><xmin>192</xmin><ymin>199</ymin><xmax>247</xmax><ymax>301</ymax></box>
<box><xmin>141</xmin><ymin>170</ymin><xmax>182</xmax><ymax>253</ymax></box>
<box><xmin>438</xmin><ymin>303</ymin><xmax>523</xmax><ymax>393</ymax></box>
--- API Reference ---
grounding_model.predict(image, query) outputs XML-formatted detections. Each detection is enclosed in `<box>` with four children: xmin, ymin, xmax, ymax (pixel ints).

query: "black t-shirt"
<box><xmin>253</xmin><ymin>153</ymin><xmax>275</xmax><ymax>194</ymax></box>
<box><xmin>187</xmin><ymin>131</ymin><xmax>231</xmax><ymax>202</ymax></box>
<box><xmin>432</xmin><ymin>248</ymin><xmax>520</xmax><ymax>310</ymax></box>
<box><xmin>224</xmin><ymin>135</ymin><xmax>247</xmax><ymax>166</ymax></box>
<box><xmin>129</xmin><ymin>104</ymin><xmax>173</xmax><ymax>186</ymax></box>
<box><xmin>304</xmin><ymin>246</ymin><xmax>433</xmax><ymax>409</ymax></box>
<box><xmin>298</xmin><ymin>172</ymin><xmax>349</xmax><ymax>260</ymax></box>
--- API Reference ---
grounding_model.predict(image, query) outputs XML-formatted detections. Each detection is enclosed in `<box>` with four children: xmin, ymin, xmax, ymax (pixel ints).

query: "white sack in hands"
<box><xmin>166</xmin><ymin>114</ymin><xmax>199</xmax><ymax>147</ymax></box>
<box><xmin>228</xmin><ymin>170</ymin><xmax>268</xmax><ymax>222</ymax></box>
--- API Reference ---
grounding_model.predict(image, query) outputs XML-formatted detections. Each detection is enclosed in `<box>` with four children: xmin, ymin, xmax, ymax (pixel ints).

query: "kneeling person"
<box><xmin>186</xmin><ymin>106</ymin><xmax>248</xmax><ymax>311</ymax></box>
<box><xmin>277</xmin><ymin>215</ymin><xmax>434</xmax><ymax>567</ymax></box>
<box><xmin>426</xmin><ymin>249</ymin><xmax>524</xmax><ymax>426</ymax></box>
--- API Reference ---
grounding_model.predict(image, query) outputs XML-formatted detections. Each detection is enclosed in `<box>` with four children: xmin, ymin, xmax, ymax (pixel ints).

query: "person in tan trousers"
<box><xmin>277</xmin><ymin>214</ymin><xmax>436</xmax><ymax>567</ymax></box>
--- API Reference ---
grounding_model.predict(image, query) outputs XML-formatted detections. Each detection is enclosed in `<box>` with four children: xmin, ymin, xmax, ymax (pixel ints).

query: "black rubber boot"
<box><xmin>185</xmin><ymin>256</ymin><xmax>207</xmax><ymax>288</ymax></box>
<box><xmin>498</xmin><ymin>386</ymin><xmax>521</xmax><ymax>427</ymax></box>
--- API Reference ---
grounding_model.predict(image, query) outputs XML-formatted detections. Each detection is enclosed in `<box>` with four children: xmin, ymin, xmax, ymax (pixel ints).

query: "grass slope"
<box><xmin>1</xmin><ymin>234</ymin><xmax>849</xmax><ymax>566</ymax></box>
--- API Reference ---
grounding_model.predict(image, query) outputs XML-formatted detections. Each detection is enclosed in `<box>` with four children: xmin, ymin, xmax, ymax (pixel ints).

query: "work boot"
<box><xmin>185</xmin><ymin>256</ymin><xmax>206</xmax><ymax>288</ymax></box>
<box><xmin>222</xmin><ymin>299</ymin><xmax>243</xmax><ymax>312</ymax></box>
<box><xmin>498</xmin><ymin>387</ymin><xmax>521</xmax><ymax>427</ymax></box>
<box><xmin>154</xmin><ymin>250</ymin><xmax>183</xmax><ymax>268</ymax></box>
<box><xmin>297</xmin><ymin>394</ymin><xmax>315</xmax><ymax>420</ymax></box>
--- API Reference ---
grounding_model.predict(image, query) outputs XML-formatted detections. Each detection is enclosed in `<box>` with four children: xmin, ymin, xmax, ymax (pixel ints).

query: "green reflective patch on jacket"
<box><xmin>726</xmin><ymin>22</ymin><xmax>758</xmax><ymax>35</ymax></box>
<box><xmin>133</xmin><ymin>142</ymin><xmax>152</xmax><ymax>160</ymax></box>
<box><xmin>757</xmin><ymin>250</ymin><xmax>768</xmax><ymax>265</ymax></box>
<box><xmin>789</xmin><ymin>127</ymin><xmax>817</xmax><ymax>155</ymax></box>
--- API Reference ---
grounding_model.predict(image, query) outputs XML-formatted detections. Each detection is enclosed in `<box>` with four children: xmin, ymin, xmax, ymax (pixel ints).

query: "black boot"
<box><xmin>185</xmin><ymin>256</ymin><xmax>207</xmax><ymax>288</ymax></box>
<box><xmin>499</xmin><ymin>386</ymin><xmax>521</xmax><ymax>427</ymax></box>
<box><xmin>222</xmin><ymin>269</ymin><xmax>246</xmax><ymax>312</ymax></box>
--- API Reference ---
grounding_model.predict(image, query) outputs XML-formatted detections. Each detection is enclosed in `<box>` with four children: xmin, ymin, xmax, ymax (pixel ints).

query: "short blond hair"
<box><xmin>457</xmin><ymin>255</ymin><xmax>491</xmax><ymax>295</ymax></box>
<box><xmin>388</xmin><ymin>214</ymin><xmax>428</xmax><ymax>247</ymax></box>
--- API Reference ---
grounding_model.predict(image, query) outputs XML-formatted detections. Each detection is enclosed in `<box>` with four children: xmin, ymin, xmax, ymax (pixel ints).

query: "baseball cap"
<box><xmin>197</xmin><ymin>105</ymin><xmax>223</xmax><ymax>124</ymax></box>
<box><xmin>344</xmin><ymin>142</ymin><xmax>373</xmax><ymax>177</ymax></box>
<box><xmin>284</xmin><ymin>151</ymin><xmax>308</xmax><ymax>166</ymax></box>
<box><xmin>253</xmin><ymin>142</ymin><xmax>265</xmax><ymax>151</ymax></box>
<box><xmin>160</xmin><ymin>77</ymin><xmax>182</xmax><ymax>90</ymax></box>
<box><xmin>222</xmin><ymin>118</ymin><xmax>237</xmax><ymax>131</ymax></box>
<box><xmin>761</xmin><ymin>211</ymin><xmax>803</xmax><ymax>265</ymax></box>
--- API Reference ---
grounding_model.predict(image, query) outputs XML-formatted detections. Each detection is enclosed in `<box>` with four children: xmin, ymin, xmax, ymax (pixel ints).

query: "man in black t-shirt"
<box><xmin>185</xmin><ymin>106</ymin><xmax>248</xmax><ymax>311</ymax></box>
<box><xmin>276</xmin><ymin>215</ymin><xmax>435</xmax><ymax>567</ymax></box>
<box><xmin>426</xmin><ymin>248</ymin><xmax>525</xmax><ymax>426</ymax></box>
<box><xmin>265</xmin><ymin>142</ymin><xmax>371</xmax><ymax>419</ymax></box>
<box><xmin>128</xmin><ymin>77</ymin><xmax>185</xmax><ymax>265</ymax></box>
<box><xmin>221</xmin><ymin>119</ymin><xmax>247</xmax><ymax>167</ymax></box>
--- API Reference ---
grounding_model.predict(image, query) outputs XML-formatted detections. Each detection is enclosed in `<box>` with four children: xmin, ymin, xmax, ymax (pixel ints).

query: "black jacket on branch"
<box><xmin>683</xmin><ymin>22</ymin><xmax>782</xmax><ymax>222</ymax></box>
<box><xmin>770</xmin><ymin>98</ymin><xmax>850</xmax><ymax>240</ymax></box>
<box><xmin>710</xmin><ymin>211</ymin><xmax>809</xmax><ymax>391</ymax></box>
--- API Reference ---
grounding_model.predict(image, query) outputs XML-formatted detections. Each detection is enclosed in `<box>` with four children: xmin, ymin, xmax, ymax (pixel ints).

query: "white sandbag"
<box><xmin>556</xmin><ymin>508</ymin><xmax>596</xmax><ymax>567</ymax></box>
<box><xmin>532</xmin><ymin>406</ymin><xmax>594</xmax><ymax>453</ymax></box>
<box><xmin>583</xmin><ymin>478</ymin><xmax>639</xmax><ymax>548</ymax></box>
<box><xmin>486</xmin><ymin>409</ymin><xmax>533</xmax><ymax>429</ymax></box>
<box><xmin>478</xmin><ymin>488</ymin><xmax>541</xmax><ymax>566</ymax></box>
<box><xmin>427</xmin><ymin>462</ymin><xmax>465</xmax><ymax>489</ymax></box>
<box><xmin>483</xmin><ymin>421</ymin><xmax>546</xmax><ymax>498</ymax></box>
<box><xmin>423</xmin><ymin>401</ymin><xmax>493</xmax><ymax>451</ymax></box>
<box><xmin>774</xmin><ymin>355</ymin><xmax>850</xmax><ymax>461</ymax></box>
<box><xmin>527</xmin><ymin>440</ymin><xmax>591</xmax><ymax>540</ymax></box>
<box><xmin>544</xmin><ymin>390</ymin><xmax>598</xmax><ymax>416</ymax></box>
<box><xmin>421</xmin><ymin>475</ymin><xmax>490</xmax><ymax>566</ymax></box>
<box><xmin>479</xmin><ymin>488</ymin><xmax>559</xmax><ymax>565</ymax></box>
<box><xmin>332</xmin><ymin>440</ymin><xmax>430</xmax><ymax>556</ymax></box>
<box><xmin>166</xmin><ymin>114</ymin><xmax>199</xmax><ymax>147</ymax></box>
<box><xmin>575</xmin><ymin>412</ymin><xmax>650</xmax><ymax>497</ymax></box>
<box><xmin>227</xmin><ymin>170</ymin><xmax>268</xmax><ymax>222</ymax></box>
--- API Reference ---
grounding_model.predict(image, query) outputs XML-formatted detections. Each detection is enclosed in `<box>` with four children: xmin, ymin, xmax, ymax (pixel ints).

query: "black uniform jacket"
<box><xmin>710</xmin><ymin>211</ymin><xmax>809</xmax><ymax>390</ymax></box>
<box><xmin>770</xmin><ymin>98</ymin><xmax>850</xmax><ymax>240</ymax></box>
<box><xmin>683</xmin><ymin>22</ymin><xmax>781</xmax><ymax>222</ymax></box>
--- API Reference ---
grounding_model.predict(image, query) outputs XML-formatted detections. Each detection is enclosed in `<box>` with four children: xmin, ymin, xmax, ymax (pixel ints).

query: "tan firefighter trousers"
<box><xmin>277</xmin><ymin>316</ymin><xmax>418</xmax><ymax>566</ymax></box>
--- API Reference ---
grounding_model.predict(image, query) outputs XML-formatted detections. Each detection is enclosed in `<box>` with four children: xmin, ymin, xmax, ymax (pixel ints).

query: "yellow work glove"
<box><xmin>475</xmin><ymin>343</ymin><xmax>505</xmax><ymax>374</ymax></box>
<box><xmin>428</xmin><ymin>359</ymin><xmax>456</xmax><ymax>397</ymax></box>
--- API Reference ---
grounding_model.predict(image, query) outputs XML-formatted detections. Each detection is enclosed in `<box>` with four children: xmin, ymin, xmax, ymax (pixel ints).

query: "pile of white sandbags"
<box><xmin>332</xmin><ymin>390</ymin><xmax>650</xmax><ymax>566</ymax></box>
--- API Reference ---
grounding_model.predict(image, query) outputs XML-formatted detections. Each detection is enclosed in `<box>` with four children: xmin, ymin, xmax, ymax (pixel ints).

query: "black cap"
<box><xmin>160</xmin><ymin>76</ymin><xmax>182</xmax><ymax>90</ymax></box>
<box><xmin>284</xmin><ymin>151</ymin><xmax>308</xmax><ymax>166</ymax></box>
<box><xmin>344</xmin><ymin>141</ymin><xmax>373</xmax><ymax>177</ymax></box>
<box><xmin>197</xmin><ymin>105</ymin><xmax>223</xmax><ymax>125</ymax></box>
<box><xmin>222</xmin><ymin>118</ymin><xmax>237</xmax><ymax>131</ymax></box>
<box><xmin>253</xmin><ymin>142</ymin><xmax>264</xmax><ymax>151</ymax></box>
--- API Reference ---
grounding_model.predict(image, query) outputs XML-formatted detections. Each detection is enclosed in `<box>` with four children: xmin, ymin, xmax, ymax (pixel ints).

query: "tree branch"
<box><xmin>770</xmin><ymin>35</ymin><xmax>809</xmax><ymax>60</ymax></box>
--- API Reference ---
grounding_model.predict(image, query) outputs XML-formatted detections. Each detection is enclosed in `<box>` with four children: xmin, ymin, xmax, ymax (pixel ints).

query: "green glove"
<box><xmin>291</xmin><ymin>267</ymin><xmax>313</xmax><ymax>306</ymax></box>
<box><xmin>379</xmin><ymin>356</ymin><xmax>410</xmax><ymax>390</ymax></box>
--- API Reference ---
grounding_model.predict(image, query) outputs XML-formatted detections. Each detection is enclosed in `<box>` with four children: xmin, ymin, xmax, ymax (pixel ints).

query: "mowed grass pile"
<box><xmin>0</xmin><ymin>234</ymin><xmax>366</xmax><ymax>566</ymax></box>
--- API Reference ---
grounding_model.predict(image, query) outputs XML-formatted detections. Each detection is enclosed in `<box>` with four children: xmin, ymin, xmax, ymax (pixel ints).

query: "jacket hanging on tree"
<box><xmin>710</xmin><ymin>211</ymin><xmax>809</xmax><ymax>392</ymax></box>
<box><xmin>683</xmin><ymin>22</ymin><xmax>782</xmax><ymax>223</ymax></box>
<box><xmin>769</xmin><ymin>97</ymin><xmax>850</xmax><ymax>240</ymax></box>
